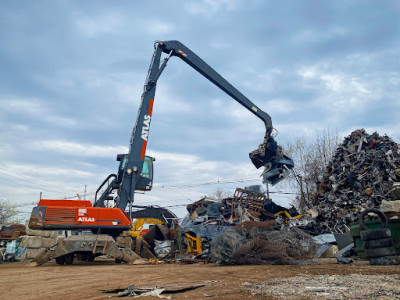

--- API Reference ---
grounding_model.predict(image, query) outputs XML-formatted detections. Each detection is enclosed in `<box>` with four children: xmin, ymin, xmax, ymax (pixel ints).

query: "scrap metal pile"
<box><xmin>210</xmin><ymin>224</ymin><xmax>316</xmax><ymax>265</ymax></box>
<box><xmin>180</xmin><ymin>188</ymin><xmax>298</xmax><ymax>240</ymax></box>
<box><xmin>313</xmin><ymin>129</ymin><xmax>400</xmax><ymax>233</ymax></box>
<box><xmin>179</xmin><ymin>188</ymin><xmax>313</xmax><ymax>264</ymax></box>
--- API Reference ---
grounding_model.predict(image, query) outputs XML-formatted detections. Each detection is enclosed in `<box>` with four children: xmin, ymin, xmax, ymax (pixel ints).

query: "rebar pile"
<box><xmin>314</xmin><ymin>129</ymin><xmax>400</xmax><ymax>233</ymax></box>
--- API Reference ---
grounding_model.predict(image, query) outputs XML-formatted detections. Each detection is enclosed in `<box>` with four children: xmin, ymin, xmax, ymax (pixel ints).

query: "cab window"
<box><xmin>140</xmin><ymin>157</ymin><xmax>152</xmax><ymax>179</ymax></box>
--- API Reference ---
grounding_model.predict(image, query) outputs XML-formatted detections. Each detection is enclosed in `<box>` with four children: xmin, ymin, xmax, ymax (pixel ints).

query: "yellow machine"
<box><xmin>274</xmin><ymin>211</ymin><xmax>302</xmax><ymax>224</ymax></box>
<box><xmin>124</xmin><ymin>218</ymin><xmax>164</xmax><ymax>238</ymax></box>
<box><xmin>184</xmin><ymin>233</ymin><xmax>203</xmax><ymax>255</ymax></box>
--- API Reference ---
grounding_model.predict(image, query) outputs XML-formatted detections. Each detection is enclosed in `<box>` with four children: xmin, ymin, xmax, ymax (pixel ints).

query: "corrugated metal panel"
<box><xmin>45</xmin><ymin>208</ymin><xmax>76</xmax><ymax>225</ymax></box>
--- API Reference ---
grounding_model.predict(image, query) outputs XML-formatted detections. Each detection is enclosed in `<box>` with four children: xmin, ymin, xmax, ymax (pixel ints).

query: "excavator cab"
<box><xmin>117</xmin><ymin>154</ymin><xmax>155</xmax><ymax>191</ymax></box>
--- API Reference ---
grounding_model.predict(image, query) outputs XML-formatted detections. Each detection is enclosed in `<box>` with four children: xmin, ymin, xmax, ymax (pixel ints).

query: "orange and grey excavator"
<box><xmin>28</xmin><ymin>40</ymin><xmax>293</xmax><ymax>265</ymax></box>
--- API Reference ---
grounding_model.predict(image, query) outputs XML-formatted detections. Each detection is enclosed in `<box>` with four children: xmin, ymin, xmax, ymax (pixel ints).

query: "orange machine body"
<box><xmin>29</xmin><ymin>199</ymin><xmax>131</xmax><ymax>235</ymax></box>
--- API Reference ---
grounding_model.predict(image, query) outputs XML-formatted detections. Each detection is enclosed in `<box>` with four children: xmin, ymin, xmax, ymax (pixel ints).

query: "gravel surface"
<box><xmin>241</xmin><ymin>274</ymin><xmax>400</xmax><ymax>299</ymax></box>
<box><xmin>1</xmin><ymin>259</ymin><xmax>400</xmax><ymax>299</ymax></box>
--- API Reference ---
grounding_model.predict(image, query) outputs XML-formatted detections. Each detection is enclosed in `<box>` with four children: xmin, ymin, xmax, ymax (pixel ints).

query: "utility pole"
<box><xmin>84</xmin><ymin>185</ymin><xmax>87</xmax><ymax>200</ymax></box>
<box><xmin>299</xmin><ymin>175</ymin><xmax>305</xmax><ymax>214</ymax></box>
<box><xmin>265</xmin><ymin>182</ymin><xmax>270</xmax><ymax>199</ymax></box>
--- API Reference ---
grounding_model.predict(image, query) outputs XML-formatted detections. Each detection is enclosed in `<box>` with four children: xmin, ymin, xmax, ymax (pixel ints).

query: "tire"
<box><xmin>85</xmin><ymin>254</ymin><xmax>95</xmax><ymax>262</ymax></box>
<box><xmin>55</xmin><ymin>257</ymin><xmax>65</xmax><ymax>265</ymax></box>
<box><xmin>359</xmin><ymin>208</ymin><xmax>387</xmax><ymax>230</ymax></box>
<box><xmin>365</xmin><ymin>247</ymin><xmax>396</xmax><ymax>258</ymax></box>
<box><xmin>360</xmin><ymin>228</ymin><xmax>391</xmax><ymax>241</ymax></box>
<box><xmin>370</xmin><ymin>255</ymin><xmax>400</xmax><ymax>266</ymax></box>
<box><xmin>364</xmin><ymin>238</ymin><xmax>394</xmax><ymax>249</ymax></box>
<box><xmin>64</xmin><ymin>254</ymin><xmax>74</xmax><ymax>265</ymax></box>
<box><xmin>76</xmin><ymin>254</ymin><xmax>85</xmax><ymax>261</ymax></box>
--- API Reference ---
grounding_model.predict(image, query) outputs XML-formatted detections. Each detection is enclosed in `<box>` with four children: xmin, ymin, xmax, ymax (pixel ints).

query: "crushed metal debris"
<box><xmin>312</xmin><ymin>129</ymin><xmax>400</xmax><ymax>234</ymax></box>
<box><xmin>211</xmin><ymin>225</ymin><xmax>316</xmax><ymax>265</ymax></box>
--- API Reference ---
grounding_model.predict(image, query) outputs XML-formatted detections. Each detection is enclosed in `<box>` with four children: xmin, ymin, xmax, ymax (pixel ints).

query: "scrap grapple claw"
<box><xmin>249</xmin><ymin>130</ymin><xmax>294</xmax><ymax>186</ymax></box>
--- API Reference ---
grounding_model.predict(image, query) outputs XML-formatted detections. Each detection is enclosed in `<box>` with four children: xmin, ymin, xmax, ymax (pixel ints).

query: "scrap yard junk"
<box><xmin>179</xmin><ymin>187</ymin><xmax>311</xmax><ymax>264</ymax></box>
<box><xmin>310</xmin><ymin>129</ymin><xmax>400</xmax><ymax>234</ymax></box>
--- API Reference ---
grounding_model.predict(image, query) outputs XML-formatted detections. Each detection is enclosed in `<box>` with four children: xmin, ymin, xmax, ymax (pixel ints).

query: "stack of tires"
<box><xmin>359</xmin><ymin>208</ymin><xmax>400</xmax><ymax>265</ymax></box>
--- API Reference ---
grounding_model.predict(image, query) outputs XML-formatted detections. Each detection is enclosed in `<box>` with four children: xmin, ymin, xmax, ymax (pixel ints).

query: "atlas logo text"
<box><xmin>141</xmin><ymin>115</ymin><xmax>151</xmax><ymax>141</ymax></box>
<box><xmin>78</xmin><ymin>217</ymin><xmax>95</xmax><ymax>222</ymax></box>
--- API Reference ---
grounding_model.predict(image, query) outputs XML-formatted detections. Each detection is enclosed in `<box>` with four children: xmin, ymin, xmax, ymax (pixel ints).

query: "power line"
<box><xmin>153</xmin><ymin>176</ymin><xmax>261</xmax><ymax>190</ymax></box>
<box><xmin>0</xmin><ymin>167</ymin><xmax>79</xmax><ymax>193</ymax></box>
<box><xmin>0</xmin><ymin>176</ymin><xmax>73</xmax><ymax>196</ymax></box>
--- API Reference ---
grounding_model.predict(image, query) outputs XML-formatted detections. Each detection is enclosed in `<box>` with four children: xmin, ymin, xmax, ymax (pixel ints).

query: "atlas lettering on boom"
<box><xmin>141</xmin><ymin>115</ymin><xmax>151</xmax><ymax>141</ymax></box>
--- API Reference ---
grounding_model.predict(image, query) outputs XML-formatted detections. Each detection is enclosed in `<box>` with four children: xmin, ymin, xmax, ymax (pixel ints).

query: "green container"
<box><xmin>350</xmin><ymin>219</ymin><xmax>400</xmax><ymax>258</ymax></box>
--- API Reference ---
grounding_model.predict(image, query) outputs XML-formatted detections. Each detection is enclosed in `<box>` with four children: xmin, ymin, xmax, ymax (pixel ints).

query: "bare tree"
<box><xmin>207</xmin><ymin>188</ymin><xmax>232</xmax><ymax>200</ymax></box>
<box><xmin>285</xmin><ymin>129</ymin><xmax>341</xmax><ymax>211</ymax></box>
<box><xmin>0</xmin><ymin>199</ymin><xmax>20</xmax><ymax>224</ymax></box>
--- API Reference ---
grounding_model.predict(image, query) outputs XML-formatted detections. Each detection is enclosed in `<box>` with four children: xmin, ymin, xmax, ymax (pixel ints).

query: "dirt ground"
<box><xmin>1</xmin><ymin>258</ymin><xmax>400</xmax><ymax>300</ymax></box>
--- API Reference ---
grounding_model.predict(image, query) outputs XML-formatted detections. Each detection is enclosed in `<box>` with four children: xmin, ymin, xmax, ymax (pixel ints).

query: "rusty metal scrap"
<box><xmin>0</xmin><ymin>224</ymin><xmax>26</xmax><ymax>240</ymax></box>
<box><xmin>312</xmin><ymin>129</ymin><xmax>400</xmax><ymax>234</ymax></box>
<box><xmin>210</xmin><ymin>226</ymin><xmax>316</xmax><ymax>265</ymax></box>
<box><xmin>102</xmin><ymin>282</ymin><xmax>206</xmax><ymax>297</ymax></box>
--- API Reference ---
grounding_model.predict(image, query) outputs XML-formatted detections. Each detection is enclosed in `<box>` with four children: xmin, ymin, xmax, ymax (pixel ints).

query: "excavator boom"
<box><xmin>159</xmin><ymin>41</ymin><xmax>272</xmax><ymax>128</ymax></box>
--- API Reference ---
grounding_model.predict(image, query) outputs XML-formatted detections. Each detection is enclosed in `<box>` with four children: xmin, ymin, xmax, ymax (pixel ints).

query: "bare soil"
<box><xmin>1</xmin><ymin>258</ymin><xmax>400</xmax><ymax>300</ymax></box>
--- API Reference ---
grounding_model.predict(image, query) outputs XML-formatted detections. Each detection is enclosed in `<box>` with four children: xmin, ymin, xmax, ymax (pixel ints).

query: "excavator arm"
<box><xmin>95</xmin><ymin>40</ymin><xmax>293</xmax><ymax>213</ymax></box>
<box><xmin>158</xmin><ymin>41</ymin><xmax>291</xmax><ymax>177</ymax></box>
<box><xmin>159</xmin><ymin>41</ymin><xmax>273</xmax><ymax>129</ymax></box>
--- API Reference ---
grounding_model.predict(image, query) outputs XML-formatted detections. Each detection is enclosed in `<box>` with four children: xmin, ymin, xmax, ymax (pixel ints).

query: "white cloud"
<box><xmin>1</xmin><ymin>98</ymin><xmax>46</xmax><ymax>116</ymax></box>
<box><xmin>145</xmin><ymin>21</ymin><xmax>175</xmax><ymax>35</ymax></box>
<box><xmin>1</xmin><ymin>97</ymin><xmax>77</xmax><ymax>128</ymax></box>
<box><xmin>29</xmin><ymin>140</ymin><xmax>128</xmax><ymax>158</ymax></box>
<box><xmin>185</xmin><ymin>0</ymin><xmax>239</xmax><ymax>16</ymax></box>
<box><xmin>263</xmin><ymin>98</ymin><xmax>297</xmax><ymax>114</ymax></box>
<box><xmin>320</xmin><ymin>74</ymin><xmax>343</xmax><ymax>92</ymax></box>
<box><xmin>210</xmin><ymin>98</ymin><xmax>260</xmax><ymax>123</ymax></box>
<box><xmin>147</xmin><ymin>149</ymin><xmax>261</xmax><ymax>186</ymax></box>
<box><xmin>0</xmin><ymin>143</ymin><xmax>13</xmax><ymax>159</ymax></box>
<box><xmin>150</xmin><ymin>84</ymin><xmax>192</xmax><ymax>114</ymax></box>
<box><xmin>297</xmin><ymin>62</ymin><xmax>378</xmax><ymax>114</ymax></box>
<box><xmin>6</xmin><ymin>163</ymin><xmax>92</xmax><ymax>179</ymax></box>
<box><xmin>298</xmin><ymin>66</ymin><xmax>318</xmax><ymax>79</ymax></box>
<box><xmin>115</xmin><ymin>80</ymin><xmax>143</xmax><ymax>106</ymax></box>
<box><xmin>276</xmin><ymin>122</ymin><xmax>331</xmax><ymax>139</ymax></box>
<box><xmin>74</xmin><ymin>12</ymin><xmax>125</xmax><ymax>37</ymax></box>
<box><xmin>10</xmin><ymin>124</ymin><xmax>30</xmax><ymax>132</ymax></box>
<box><xmin>292</xmin><ymin>26</ymin><xmax>347</xmax><ymax>43</ymax></box>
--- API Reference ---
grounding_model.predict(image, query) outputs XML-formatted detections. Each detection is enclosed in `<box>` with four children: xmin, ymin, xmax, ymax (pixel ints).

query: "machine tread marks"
<box><xmin>363</xmin><ymin>237</ymin><xmax>394</xmax><ymax>249</ymax></box>
<box><xmin>365</xmin><ymin>247</ymin><xmax>396</xmax><ymax>258</ymax></box>
<box><xmin>360</xmin><ymin>228</ymin><xmax>391</xmax><ymax>241</ymax></box>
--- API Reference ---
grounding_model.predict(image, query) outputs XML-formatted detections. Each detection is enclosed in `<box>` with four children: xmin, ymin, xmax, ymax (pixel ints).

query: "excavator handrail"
<box><xmin>95</xmin><ymin>174</ymin><xmax>117</xmax><ymax>203</ymax></box>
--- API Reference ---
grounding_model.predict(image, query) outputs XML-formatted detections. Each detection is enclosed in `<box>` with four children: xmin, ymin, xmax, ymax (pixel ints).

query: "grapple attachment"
<box><xmin>249</xmin><ymin>134</ymin><xmax>294</xmax><ymax>186</ymax></box>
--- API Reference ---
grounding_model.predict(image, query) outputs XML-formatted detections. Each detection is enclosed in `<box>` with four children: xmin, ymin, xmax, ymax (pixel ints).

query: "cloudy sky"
<box><xmin>1</xmin><ymin>0</ymin><xmax>399</xmax><ymax>218</ymax></box>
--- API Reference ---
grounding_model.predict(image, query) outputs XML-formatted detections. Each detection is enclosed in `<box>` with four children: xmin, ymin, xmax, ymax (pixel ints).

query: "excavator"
<box><xmin>28</xmin><ymin>40</ymin><xmax>294</xmax><ymax>265</ymax></box>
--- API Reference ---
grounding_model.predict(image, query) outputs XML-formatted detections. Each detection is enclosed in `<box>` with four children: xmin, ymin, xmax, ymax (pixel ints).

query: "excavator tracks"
<box><xmin>30</xmin><ymin>235</ymin><xmax>140</xmax><ymax>266</ymax></box>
